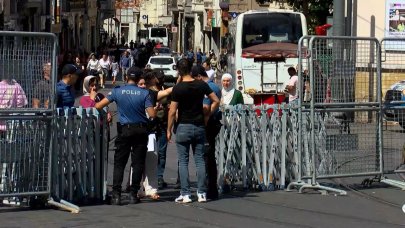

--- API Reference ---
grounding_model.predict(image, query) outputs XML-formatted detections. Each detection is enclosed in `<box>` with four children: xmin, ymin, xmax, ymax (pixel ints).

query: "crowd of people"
<box><xmin>90</xmin><ymin>57</ymin><xmax>246</xmax><ymax>205</ymax></box>
<box><xmin>3</xmin><ymin>40</ymin><xmax>294</xmax><ymax>205</ymax></box>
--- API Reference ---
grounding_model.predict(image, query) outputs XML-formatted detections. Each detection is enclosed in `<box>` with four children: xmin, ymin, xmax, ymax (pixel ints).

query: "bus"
<box><xmin>149</xmin><ymin>27</ymin><xmax>168</xmax><ymax>46</ymax></box>
<box><xmin>226</xmin><ymin>10</ymin><xmax>307</xmax><ymax>104</ymax></box>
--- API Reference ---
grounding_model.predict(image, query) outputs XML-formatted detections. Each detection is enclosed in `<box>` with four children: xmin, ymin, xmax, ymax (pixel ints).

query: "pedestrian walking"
<box><xmin>167</xmin><ymin>59</ymin><xmax>219</xmax><ymax>203</ymax></box>
<box><xmin>99</xmin><ymin>53</ymin><xmax>111</xmax><ymax>88</ymax></box>
<box><xmin>87</xmin><ymin>53</ymin><xmax>100</xmax><ymax>76</ymax></box>
<box><xmin>120</xmin><ymin>51</ymin><xmax>131</xmax><ymax>82</ymax></box>
<box><xmin>56</xmin><ymin>64</ymin><xmax>82</xmax><ymax>108</ymax></box>
<box><xmin>95</xmin><ymin>66</ymin><xmax>156</xmax><ymax>205</ymax></box>
<box><xmin>111</xmin><ymin>56</ymin><xmax>119</xmax><ymax>85</ymax></box>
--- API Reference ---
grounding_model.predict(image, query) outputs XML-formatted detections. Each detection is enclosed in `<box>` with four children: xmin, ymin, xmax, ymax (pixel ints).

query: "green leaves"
<box><xmin>281</xmin><ymin>0</ymin><xmax>333</xmax><ymax>34</ymax></box>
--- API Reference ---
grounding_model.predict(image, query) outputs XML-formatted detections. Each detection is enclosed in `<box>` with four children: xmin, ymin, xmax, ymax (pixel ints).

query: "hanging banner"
<box><xmin>385</xmin><ymin>0</ymin><xmax>405</xmax><ymax>50</ymax></box>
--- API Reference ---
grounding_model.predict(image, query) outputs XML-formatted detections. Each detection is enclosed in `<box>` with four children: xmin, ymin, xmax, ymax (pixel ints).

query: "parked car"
<box><xmin>384</xmin><ymin>80</ymin><xmax>405</xmax><ymax>128</ymax></box>
<box><xmin>146</xmin><ymin>56</ymin><xmax>178</xmax><ymax>78</ymax></box>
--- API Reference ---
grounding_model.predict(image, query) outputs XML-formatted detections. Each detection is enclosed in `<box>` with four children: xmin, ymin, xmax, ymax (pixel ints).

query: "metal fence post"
<box><xmin>240</xmin><ymin>106</ymin><xmax>247</xmax><ymax>189</ymax></box>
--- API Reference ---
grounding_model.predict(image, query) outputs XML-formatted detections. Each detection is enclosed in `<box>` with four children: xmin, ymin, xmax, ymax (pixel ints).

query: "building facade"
<box><xmin>0</xmin><ymin>0</ymin><xmax>115</xmax><ymax>54</ymax></box>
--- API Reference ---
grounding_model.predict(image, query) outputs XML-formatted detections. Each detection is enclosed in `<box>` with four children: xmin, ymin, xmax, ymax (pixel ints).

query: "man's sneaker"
<box><xmin>197</xmin><ymin>193</ymin><xmax>207</xmax><ymax>203</ymax></box>
<box><xmin>175</xmin><ymin>195</ymin><xmax>192</xmax><ymax>203</ymax></box>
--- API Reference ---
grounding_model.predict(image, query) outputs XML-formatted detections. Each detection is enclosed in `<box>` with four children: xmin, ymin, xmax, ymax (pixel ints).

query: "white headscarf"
<box><xmin>83</xmin><ymin>75</ymin><xmax>96</xmax><ymax>96</ymax></box>
<box><xmin>221</xmin><ymin>73</ymin><xmax>235</xmax><ymax>105</ymax></box>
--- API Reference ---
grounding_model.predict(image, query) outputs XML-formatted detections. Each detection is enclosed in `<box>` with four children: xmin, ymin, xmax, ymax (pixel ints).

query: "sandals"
<box><xmin>138</xmin><ymin>188</ymin><xmax>160</xmax><ymax>200</ymax></box>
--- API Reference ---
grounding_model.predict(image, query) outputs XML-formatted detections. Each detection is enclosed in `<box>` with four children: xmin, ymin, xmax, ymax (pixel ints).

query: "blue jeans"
<box><xmin>157</xmin><ymin>128</ymin><xmax>168</xmax><ymax>179</ymax></box>
<box><xmin>176</xmin><ymin>123</ymin><xmax>207</xmax><ymax>195</ymax></box>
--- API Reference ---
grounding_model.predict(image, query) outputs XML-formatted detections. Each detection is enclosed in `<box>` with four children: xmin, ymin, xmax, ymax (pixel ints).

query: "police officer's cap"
<box><xmin>62</xmin><ymin>64</ymin><xmax>83</xmax><ymax>76</ymax></box>
<box><xmin>127</xmin><ymin>66</ymin><xmax>143</xmax><ymax>81</ymax></box>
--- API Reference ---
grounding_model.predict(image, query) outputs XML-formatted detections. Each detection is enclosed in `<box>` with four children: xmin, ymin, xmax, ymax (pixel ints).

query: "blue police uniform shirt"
<box><xmin>107</xmin><ymin>84</ymin><xmax>153</xmax><ymax>124</ymax></box>
<box><xmin>56</xmin><ymin>80</ymin><xmax>75</xmax><ymax>108</ymax></box>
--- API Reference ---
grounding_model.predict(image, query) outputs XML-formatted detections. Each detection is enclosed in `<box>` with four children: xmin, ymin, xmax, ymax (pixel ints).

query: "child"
<box><xmin>111</xmin><ymin>56</ymin><xmax>119</xmax><ymax>85</ymax></box>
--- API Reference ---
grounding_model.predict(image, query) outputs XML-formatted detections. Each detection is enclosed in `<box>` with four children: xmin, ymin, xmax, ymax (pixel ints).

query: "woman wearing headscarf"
<box><xmin>221</xmin><ymin>73</ymin><xmax>244</xmax><ymax>105</ymax></box>
<box><xmin>80</xmin><ymin>75</ymin><xmax>105</xmax><ymax>108</ymax></box>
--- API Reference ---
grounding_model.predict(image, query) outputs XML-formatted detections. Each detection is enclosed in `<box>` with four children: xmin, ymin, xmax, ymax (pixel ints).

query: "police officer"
<box><xmin>95</xmin><ymin>66</ymin><xmax>156</xmax><ymax>205</ymax></box>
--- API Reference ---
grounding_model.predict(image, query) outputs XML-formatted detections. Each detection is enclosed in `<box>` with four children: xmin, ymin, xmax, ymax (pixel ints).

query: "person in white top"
<box><xmin>111</xmin><ymin>56</ymin><xmax>119</xmax><ymax>85</ymax></box>
<box><xmin>99</xmin><ymin>53</ymin><xmax>111</xmax><ymax>88</ymax></box>
<box><xmin>286</xmin><ymin>67</ymin><xmax>299</xmax><ymax>104</ymax></box>
<box><xmin>202</xmin><ymin>60</ymin><xmax>215</xmax><ymax>82</ymax></box>
<box><xmin>87</xmin><ymin>53</ymin><xmax>100</xmax><ymax>77</ymax></box>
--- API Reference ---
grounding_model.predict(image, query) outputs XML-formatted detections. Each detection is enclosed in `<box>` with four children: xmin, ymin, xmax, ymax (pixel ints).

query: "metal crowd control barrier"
<box><xmin>217</xmin><ymin>37</ymin><xmax>405</xmax><ymax>196</ymax></box>
<box><xmin>288</xmin><ymin>36</ymin><xmax>383</xmax><ymax>195</ymax></box>
<box><xmin>0</xmin><ymin>32</ymin><xmax>57</xmax><ymax>205</ymax></box>
<box><xmin>379</xmin><ymin>38</ymin><xmax>405</xmax><ymax>189</ymax></box>
<box><xmin>216</xmin><ymin>104</ymin><xmax>300</xmax><ymax>191</ymax></box>
<box><xmin>52</xmin><ymin>107</ymin><xmax>109</xmax><ymax>204</ymax></box>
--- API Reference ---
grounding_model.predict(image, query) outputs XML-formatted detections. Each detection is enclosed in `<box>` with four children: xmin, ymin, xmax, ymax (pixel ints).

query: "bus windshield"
<box><xmin>151</xmin><ymin>28</ymin><xmax>167</xmax><ymax>37</ymax></box>
<box><xmin>242</xmin><ymin>13</ymin><xmax>303</xmax><ymax>49</ymax></box>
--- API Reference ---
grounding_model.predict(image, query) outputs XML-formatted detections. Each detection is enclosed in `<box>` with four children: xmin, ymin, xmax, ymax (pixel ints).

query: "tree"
<box><xmin>275</xmin><ymin>0</ymin><xmax>333</xmax><ymax>34</ymax></box>
<box><xmin>253</xmin><ymin>0</ymin><xmax>333</xmax><ymax>33</ymax></box>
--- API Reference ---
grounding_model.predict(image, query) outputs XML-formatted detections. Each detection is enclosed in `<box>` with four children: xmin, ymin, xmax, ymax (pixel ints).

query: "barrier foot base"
<box><xmin>48</xmin><ymin>198</ymin><xmax>80</xmax><ymax>213</ymax></box>
<box><xmin>380</xmin><ymin>177</ymin><xmax>405</xmax><ymax>190</ymax></box>
<box><xmin>298</xmin><ymin>183</ymin><xmax>347</xmax><ymax>196</ymax></box>
<box><xmin>286</xmin><ymin>181</ymin><xmax>307</xmax><ymax>192</ymax></box>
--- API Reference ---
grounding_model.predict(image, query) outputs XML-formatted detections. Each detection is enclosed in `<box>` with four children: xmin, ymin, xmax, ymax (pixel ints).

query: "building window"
<box><xmin>120</xmin><ymin>9</ymin><xmax>134</xmax><ymax>23</ymax></box>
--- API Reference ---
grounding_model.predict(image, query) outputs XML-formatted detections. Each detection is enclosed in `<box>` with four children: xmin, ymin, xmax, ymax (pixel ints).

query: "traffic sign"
<box><xmin>171</xmin><ymin>26</ymin><xmax>178</xmax><ymax>33</ymax></box>
<box><xmin>230</xmin><ymin>12</ymin><xmax>239</xmax><ymax>19</ymax></box>
<box><xmin>142</xmin><ymin>15</ymin><xmax>148</xmax><ymax>19</ymax></box>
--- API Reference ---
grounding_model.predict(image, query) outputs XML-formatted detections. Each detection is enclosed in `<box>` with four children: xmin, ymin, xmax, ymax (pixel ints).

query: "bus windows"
<box><xmin>242</xmin><ymin>13</ymin><xmax>303</xmax><ymax>48</ymax></box>
<box><xmin>151</xmin><ymin>28</ymin><xmax>167</xmax><ymax>37</ymax></box>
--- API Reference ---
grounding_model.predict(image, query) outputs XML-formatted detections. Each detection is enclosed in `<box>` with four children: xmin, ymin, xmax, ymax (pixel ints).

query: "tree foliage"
<box><xmin>286</xmin><ymin>0</ymin><xmax>333</xmax><ymax>33</ymax></box>
<box><xmin>273</xmin><ymin>0</ymin><xmax>334</xmax><ymax>34</ymax></box>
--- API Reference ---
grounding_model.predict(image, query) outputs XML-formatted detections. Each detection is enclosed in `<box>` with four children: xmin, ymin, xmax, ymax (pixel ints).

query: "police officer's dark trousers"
<box><xmin>113</xmin><ymin>124</ymin><xmax>148</xmax><ymax>194</ymax></box>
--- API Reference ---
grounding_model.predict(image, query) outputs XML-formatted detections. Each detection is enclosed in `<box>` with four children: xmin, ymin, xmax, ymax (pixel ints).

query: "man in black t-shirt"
<box><xmin>167</xmin><ymin>59</ymin><xmax>219</xmax><ymax>203</ymax></box>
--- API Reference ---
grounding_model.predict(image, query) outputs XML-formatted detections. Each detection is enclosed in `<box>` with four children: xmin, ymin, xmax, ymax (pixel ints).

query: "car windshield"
<box><xmin>158</xmin><ymin>48</ymin><xmax>171</xmax><ymax>54</ymax></box>
<box><xmin>242</xmin><ymin>13</ymin><xmax>303</xmax><ymax>49</ymax></box>
<box><xmin>150</xmin><ymin>58</ymin><xmax>173</xmax><ymax>64</ymax></box>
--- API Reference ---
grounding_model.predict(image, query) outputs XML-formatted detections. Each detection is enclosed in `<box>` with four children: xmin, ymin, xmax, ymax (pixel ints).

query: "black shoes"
<box><xmin>129</xmin><ymin>192</ymin><xmax>141</xmax><ymax>204</ymax></box>
<box><xmin>207</xmin><ymin>189</ymin><xmax>219</xmax><ymax>201</ymax></box>
<box><xmin>158</xmin><ymin>178</ymin><xmax>168</xmax><ymax>190</ymax></box>
<box><xmin>111</xmin><ymin>192</ymin><xmax>121</xmax><ymax>205</ymax></box>
<box><xmin>111</xmin><ymin>191</ymin><xmax>140</xmax><ymax>205</ymax></box>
